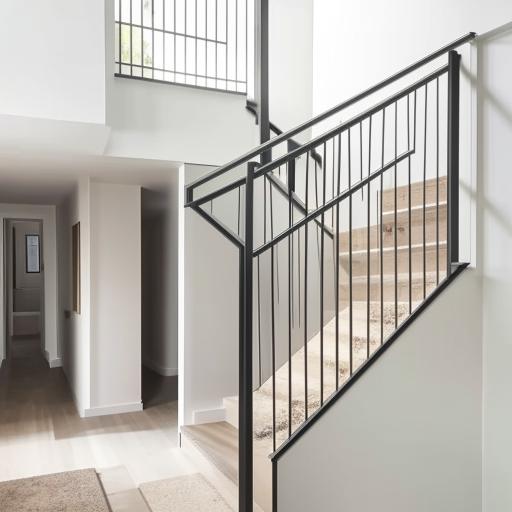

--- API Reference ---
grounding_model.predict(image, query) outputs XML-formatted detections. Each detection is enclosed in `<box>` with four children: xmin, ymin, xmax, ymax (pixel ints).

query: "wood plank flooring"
<box><xmin>0</xmin><ymin>336</ymin><xmax>188</xmax><ymax>487</ymax></box>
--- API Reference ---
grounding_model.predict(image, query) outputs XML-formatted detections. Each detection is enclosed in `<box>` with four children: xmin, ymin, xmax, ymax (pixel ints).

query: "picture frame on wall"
<box><xmin>72</xmin><ymin>222</ymin><xmax>81</xmax><ymax>314</ymax></box>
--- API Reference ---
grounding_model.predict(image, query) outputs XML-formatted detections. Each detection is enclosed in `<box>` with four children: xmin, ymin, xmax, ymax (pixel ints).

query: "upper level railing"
<box><xmin>184</xmin><ymin>32</ymin><xmax>476</xmax><ymax>512</ymax></box>
<box><xmin>115</xmin><ymin>0</ymin><xmax>251</xmax><ymax>93</ymax></box>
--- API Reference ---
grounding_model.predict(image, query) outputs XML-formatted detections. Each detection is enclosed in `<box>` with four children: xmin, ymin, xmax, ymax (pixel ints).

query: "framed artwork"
<box><xmin>72</xmin><ymin>222</ymin><xmax>81</xmax><ymax>313</ymax></box>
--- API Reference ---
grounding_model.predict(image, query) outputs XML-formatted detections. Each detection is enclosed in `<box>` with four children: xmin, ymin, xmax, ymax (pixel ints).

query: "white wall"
<box><xmin>0</xmin><ymin>0</ymin><xmax>105</xmax><ymax>124</ymax></box>
<box><xmin>178</xmin><ymin>163</ymin><xmax>240</xmax><ymax>426</ymax></box>
<box><xmin>277</xmin><ymin>269</ymin><xmax>482</xmax><ymax>512</ymax></box>
<box><xmin>59</xmin><ymin>179</ymin><xmax>92</xmax><ymax>416</ymax></box>
<box><xmin>89</xmin><ymin>181</ymin><xmax>142</xmax><ymax>415</ymax></box>
<box><xmin>312</xmin><ymin>0</ymin><xmax>512</xmax><ymax>119</ymax></box>
<box><xmin>0</xmin><ymin>204</ymin><xmax>59</xmax><ymax>366</ymax></box>
<box><xmin>478</xmin><ymin>24</ymin><xmax>512</xmax><ymax>512</ymax></box>
<box><xmin>269</xmin><ymin>0</ymin><xmax>314</xmax><ymax>135</ymax></box>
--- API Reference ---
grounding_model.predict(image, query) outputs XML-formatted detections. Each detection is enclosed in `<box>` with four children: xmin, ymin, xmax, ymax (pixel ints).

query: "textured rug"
<box><xmin>140</xmin><ymin>473</ymin><xmax>233</xmax><ymax>512</ymax></box>
<box><xmin>0</xmin><ymin>468</ymin><xmax>110</xmax><ymax>512</ymax></box>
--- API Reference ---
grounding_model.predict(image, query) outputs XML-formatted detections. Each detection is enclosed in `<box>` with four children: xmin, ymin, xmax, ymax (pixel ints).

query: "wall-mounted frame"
<box><xmin>25</xmin><ymin>234</ymin><xmax>41</xmax><ymax>273</ymax></box>
<box><xmin>72</xmin><ymin>222</ymin><xmax>81</xmax><ymax>314</ymax></box>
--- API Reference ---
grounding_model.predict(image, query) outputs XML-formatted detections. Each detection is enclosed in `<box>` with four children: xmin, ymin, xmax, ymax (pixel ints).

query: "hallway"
<box><xmin>0</xmin><ymin>335</ymin><xmax>189</xmax><ymax>487</ymax></box>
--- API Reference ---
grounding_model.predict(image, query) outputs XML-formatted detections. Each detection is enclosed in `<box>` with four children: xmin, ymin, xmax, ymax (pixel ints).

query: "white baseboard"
<box><xmin>44</xmin><ymin>350</ymin><xmax>62</xmax><ymax>368</ymax></box>
<box><xmin>193</xmin><ymin>407</ymin><xmax>226</xmax><ymax>425</ymax></box>
<box><xmin>83</xmin><ymin>401</ymin><xmax>143</xmax><ymax>418</ymax></box>
<box><xmin>49</xmin><ymin>357</ymin><xmax>62</xmax><ymax>368</ymax></box>
<box><xmin>143</xmin><ymin>358</ymin><xmax>178</xmax><ymax>377</ymax></box>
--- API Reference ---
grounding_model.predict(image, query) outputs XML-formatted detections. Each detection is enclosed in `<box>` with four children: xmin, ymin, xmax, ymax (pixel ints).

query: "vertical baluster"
<box><xmin>436</xmin><ymin>77</ymin><xmax>440</xmax><ymax>285</ymax></box>
<box><xmin>304</xmin><ymin>153</ymin><xmax>309</xmax><ymax>419</ymax></box>
<box><xmin>332</xmin><ymin>138</ymin><xmax>336</xmax><ymax>226</ymax></box>
<box><xmin>394</xmin><ymin>101</ymin><xmax>398</xmax><ymax>329</ymax></box>
<box><xmin>447</xmin><ymin>51</ymin><xmax>461</xmax><ymax>276</ymax></box>
<box><xmin>407</xmin><ymin>94</ymin><xmax>412</xmax><ymax>314</ymax></box>
<box><xmin>287</xmin><ymin>159</ymin><xmax>293</xmax><ymax>438</ymax></box>
<box><xmin>335</xmin><ymin>135</ymin><xmax>341</xmax><ymax>389</ymax></box>
<box><xmin>411</xmin><ymin>90</ymin><xmax>417</xmax><ymax>311</ymax></box>
<box><xmin>130</xmin><ymin>0</ymin><xmax>133</xmax><ymax>75</ymax></box>
<box><xmin>163</xmin><ymin>0</ymin><xmax>166</xmax><ymax>79</ymax></box>
<box><xmin>175</xmin><ymin>0</ymin><xmax>177</xmax><ymax>81</ymax></box>
<box><xmin>195</xmin><ymin>0</ymin><xmax>198</xmax><ymax>85</ymax></box>
<box><xmin>348</xmin><ymin>130</ymin><xmax>353</xmax><ymax>375</ymax></box>
<box><xmin>269</xmin><ymin>180</ymin><xmax>276</xmax><ymax>452</ymax></box>
<box><xmin>360</xmin><ymin>121</ymin><xmax>364</xmax><ymax>199</ymax></box>
<box><xmin>237</xmin><ymin>186</ymin><xmax>241</xmax><ymax>235</ymax></box>
<box><xmin>257</xmin><ymin>179</ymin><xmax>263</xmax><ymax>388</ymax></box>
<box><xmin>314</xmin><ymin>159</ymin><xmax>321</xmax><ymax>264</ymax></box>
<box><xmin>215</xmin><ymin>0</ymin><xmax>218</xmax><ymax>87</ymax></box>
<box><xmin>184</xmin><ymin>0</ymin><xmax>187</xmax><ymax>81</ymax></box>
<box><xmin>297</xmin><ymin>213</ymin><xmax>301</xmax><ymax>329</ymax></box>
<box><xmin>320</xmin><ymin>143</ymin><xmax>326</xmax><ymax>405</ymax></box>
<box><xmin>380</xmin><ymin>108</ymin><xmax>385</xmax><ymax>345</ymax></box>
<box><xmin>235</xmin><ymin>0</ymin><xmax>238</xmax><ymax>89</ymax></box>
<box><xmin>142</xmin><ymin>0</ymin><xmax>145</xmax><ymax>76</ymax></box>
<box><xmin>152</xmin><ymin>0</ymin><xmax>155</xmax><ymax>79</ymax></box>
<box><xmin>423</xmin><ymin>84</ymin><xmax>428</xmax><ymax>299</ymax></box>
<box><xmin>120</xmin><ymin>0</ymin><xmax>123</xmax><ymax>73</ymax></box>
<box><xmin>367</xmin><ymin>117</ymin><xmax>372</xmax><ymax>359</ymax></box>
<box><xmin>204</xmin><ymin>0</ymin><xmax>207</xmax><ymax>84</ymax></box>
<box><xmin>245</xmin><ymin>0</ymin><xmax>248</xmax><ymax>92</ymax></box>
<box><xmin>225</xmin><ymin>0</ymin><xmax>228</xmax><ymax>89</ymax></box>
<box><xmin>240</xmin><ymin>163</ymin><xmax>255</xmax><ymax>512</ymax></box>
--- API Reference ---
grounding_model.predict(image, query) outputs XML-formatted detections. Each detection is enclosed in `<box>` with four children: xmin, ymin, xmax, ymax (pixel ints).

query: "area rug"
<box><xmin>0</xmin><ymin>468</ymin><xmax>110</xmax><ymax>512</ymax></box>
<box><xmin>140</xmin><ymin>473</ymin><xmax>234</xmax><ymax>512</ymax></box>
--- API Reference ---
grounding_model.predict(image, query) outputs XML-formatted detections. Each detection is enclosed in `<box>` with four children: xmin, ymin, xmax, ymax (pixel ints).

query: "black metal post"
<box><xmin>447</xmin><ymin>50</ymin><xmax>460</xmax><ymax>276</ymax></box>
<box><xmin>255</xmin><ymin>0</ymin><xmax>271</xmax><ymax>163</ymax></box>
<box><xmin>239</xmin><ymin>162</ymin><xmax>256</xmax><ymax>512</ymax></box>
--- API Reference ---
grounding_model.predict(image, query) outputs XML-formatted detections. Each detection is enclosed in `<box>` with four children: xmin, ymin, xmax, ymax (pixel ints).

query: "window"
<box><xmin>114</xmin><ymin>0</ymin><xmax>251</xmax><ymax>93</ymax></box>
<box><xmin>72</xmin><ymin>223</ymin><xmax>81</xmax><ymax>314</ymax></box>
<box><xmin>25</xmin><ymin>234</ymin><xmax>40</xmax><ymax>273</ymax></box>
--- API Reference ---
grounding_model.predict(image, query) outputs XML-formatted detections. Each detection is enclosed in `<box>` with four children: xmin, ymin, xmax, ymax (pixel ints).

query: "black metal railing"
<box><xmin>185</xmin><ymin>33</ymin><xmax>475</xmax><ymax>512</ymax></box>
<box><xmin>115</xmin><ymin>0</ymin><xmax>250</xmax><ymax>93</ymax></box>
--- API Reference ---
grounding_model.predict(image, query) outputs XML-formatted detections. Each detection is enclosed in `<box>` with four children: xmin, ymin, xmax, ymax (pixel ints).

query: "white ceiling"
<box><xmin>0</xmin><ymin>150</ymin><xmax>181</xmax><ymax>205</ymax></box>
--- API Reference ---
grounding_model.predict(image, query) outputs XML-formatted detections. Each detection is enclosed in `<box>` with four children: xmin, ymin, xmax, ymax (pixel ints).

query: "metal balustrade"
<box><xmin>115</xmin><ymin>0</ymin><xmax>251</xmax><ymax>92</ymax></box>
<box><xmin>184</xmin><ymin>32</ymin><xmax>476</xmax><ymax>512</ymax></box>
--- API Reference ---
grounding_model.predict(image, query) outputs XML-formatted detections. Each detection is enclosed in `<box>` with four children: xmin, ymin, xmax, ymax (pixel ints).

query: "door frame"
<box><xmin>3</xmin><ymin>219</ymin><xmax>45</xmax><ymax>359</ymax></box>
<box><xmin>0</xmin><ymin>204</ymin><xmax>59</xmax><ymax>367</ymax></box>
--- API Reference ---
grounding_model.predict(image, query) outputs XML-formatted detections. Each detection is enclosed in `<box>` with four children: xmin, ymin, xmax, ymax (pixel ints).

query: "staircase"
<box><xmin>222</xmin><ymin>176</ymin><xmax>447</xmax><ymax>446</ymax></box>
<box><xmin>184</xmin><ymin>32</ymin><xmax>475</xmax><ymax>512</ymax></box>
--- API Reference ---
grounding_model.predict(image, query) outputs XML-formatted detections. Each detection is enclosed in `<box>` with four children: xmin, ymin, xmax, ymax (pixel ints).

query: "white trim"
<box><xmin>193</xmin><ymin>407</ymin><xmax>227</xmax><ymax>425</ymax></box>
<box><xmin>44</xmin><ymin>349</ymin><xmax>62</xmax><ymax>368</ymax></box>
<box><xmin>142</xmin><ymin>358</ymin><xmax>178</xmax><ymax>377</ymax></box>
<box><xmin>83</xmin><ymin>401</ymin><xmax>143</xmax><ymax>418</ymax></box>
<box><xmin>49</xmin><ymin>357</ymin><xmax>62</xmax><ymax>368</ymax></box>
<box><xmin>0</xmin><ymin>205</ymin><xmax>59</xmax><ymax>364</ymax></box>
<box><xmin>178</xmin><ymin>164</ymin><xmax>186</xmax><ymax>430</ymax></box>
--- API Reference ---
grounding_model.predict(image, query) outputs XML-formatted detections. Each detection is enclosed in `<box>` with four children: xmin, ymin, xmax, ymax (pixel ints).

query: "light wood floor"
<box><xmin>0</xmin><ymin>336</ymin><xmax>191</xmax><ymax>487</ymax></box>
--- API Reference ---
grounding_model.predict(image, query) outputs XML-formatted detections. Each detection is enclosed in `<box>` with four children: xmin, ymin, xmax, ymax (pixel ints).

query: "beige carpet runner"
<box><xmin>140</xmin><ymin>473</ymin><xmax>234</xmax><ymax>512</ymax></box>
<box><xmin>0</xmin><ymin>468</ymin><xmax>110</xmax><ymax>512</ymax></box>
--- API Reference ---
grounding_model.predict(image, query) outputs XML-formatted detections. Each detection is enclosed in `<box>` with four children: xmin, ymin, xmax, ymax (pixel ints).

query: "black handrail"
<box><xmin>187</xmin><ymin>64</ymin><xmax>446</xmax><ymax>209</ymax></box>
<box><xmin>253</xmin><ymin>65</ymin><xmax>448</xmax><ymax>181</ymax></box>
<box><xmin>246</xmin><ymin>99</ymin><xmax>323</xmax><ymax>167</ymax></box>
<box><xmin>185</xmin><ymin>32</ymin><xmax>476</xmax><ymax>200</ymax></box>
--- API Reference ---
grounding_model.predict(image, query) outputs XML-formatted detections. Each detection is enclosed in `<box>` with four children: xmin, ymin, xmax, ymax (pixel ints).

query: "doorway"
<box><xmin>3</xmin><ymin>219</ymin><xmax>45</xmax><ymax>362</ymax></box>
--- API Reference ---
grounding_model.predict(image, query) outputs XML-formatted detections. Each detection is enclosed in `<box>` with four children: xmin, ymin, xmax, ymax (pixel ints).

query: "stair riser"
<box><xmin>381</xmin><ymin>176</ymin><xmax>447</xmax><ymax>211</ymax></box>
<box><xmin>339</xmin><ymin>204</ymin><xmax>447</xmax><ymax>251</ymax></box>
<box><xmin>339</xmin><ymin>275</ymin><xmax>446</xmax><ymax>302</ymax></box>
<box><xmin>341</xmin><ymin>246</ymin><xmax>447</xmax><ymax>277</ymax></box>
